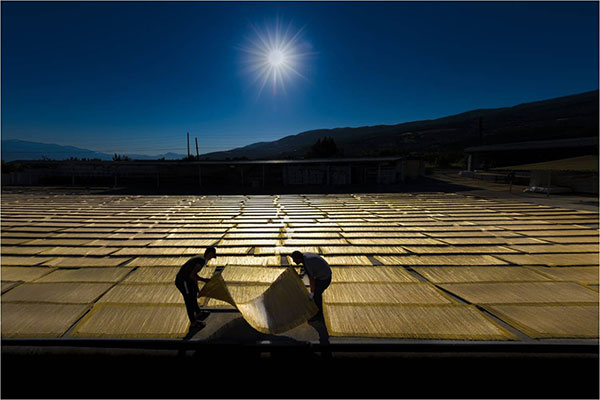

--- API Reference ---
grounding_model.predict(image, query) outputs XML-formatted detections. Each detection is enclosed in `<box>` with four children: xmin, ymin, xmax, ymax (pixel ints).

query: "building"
<box><xmin>464</xmin><ymin>137</ymin><xmax>598</xmax><ymax>171</ymax></box>
<box><xmin>2</xmin><ymin>157</ymin><xmax>425</xmax><ymax>192</ymax></box>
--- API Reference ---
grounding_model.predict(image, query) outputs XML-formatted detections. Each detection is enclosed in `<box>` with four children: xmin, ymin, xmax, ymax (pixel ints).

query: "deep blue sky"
<box><xmin>2</xmin><ymin>2</ymin><xmax>598</xmax><ymax>155</ymax></box>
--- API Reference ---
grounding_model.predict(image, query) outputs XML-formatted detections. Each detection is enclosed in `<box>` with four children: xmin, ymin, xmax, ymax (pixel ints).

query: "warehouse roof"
<box><xmin>11</xmin><ymin>157</ymin><xmax>404</xmax><ymax>166</ymax></box>
<box><xmin>494</xmin><ymin>155</ymin><xmax>599</xmax><ymax>172</ymax></box>
<box><xmin>465</xmin><ymin>137</ymin><xmax>598</xmax><ymax>153</ymax></box>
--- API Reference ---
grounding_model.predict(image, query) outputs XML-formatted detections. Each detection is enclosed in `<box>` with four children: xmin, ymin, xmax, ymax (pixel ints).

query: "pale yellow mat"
<box><xmin>2</xmin><ymin>282</ymin><xmax>113</xmax><ymax>304</ymax></box>
<box><xmin>124</xmin><ymin>257</ymin><xmax>190</xmax><ymax>267</ymax></box>
<box><xmin>527</xmin><ymin>267</ymin><xmax>599</xmax><ymax>285</ymax></box>
<box><xmin>375</xmin><ymin>254</ymin><xmax>508</xmax><ymax>266</ymax></box>
<box><xmin>2</xmin><ymin>303</ymin><xmax>90</xmax><ymax>338</ymax></box>
<box><xmin>1</xmin><ymin>246</ymin><xmax>50</xmax><ymax>255</ymax></box>
<box><xmin>207</xmin><ymin>255</ymin><xmax>280</xmax><ymax>267</ymax></box>
<box><xmin>320</xmin><ymin>246</ymin><xmax>407</xmax><ymax>255</ymax></box>
<box><xmin>485</xmin><ymin>304</ymin><xmax>599</xmax><ymax>338</ymax></box>
<box><xmin>331</xmin><ymin>266</ymin><xmax>419</xmax><ymax>283</ymax></box>
<box><xmin>496</xmin><ymin>253</ymin><xmax>599</xmax><ymax>266</ymax></box>
<box><xmin>45</xmin><ymin>257</ymin><xmax>129</xmax><ymax>268</ymax></box>
<box><xmin>324</xmin><ymin>304</ymin><xmax>516</xmax><ymax>340</ymax></box>
<box><xmin>123</xmin><ymin>267</ymin><xmax>179</xmax><ymax>283</ymax></box>
<box><xmin>1</xmin><ymin>266</ymin><xmax>55</xmax><ymax>282</ymax></box>
<box><xmin>254</xmin><ymin>246</ymin><xmax>320</xmax><ymax>255</ymax></box>
<box><xmin>542</xmin><ymin>236</ymin><xmax>599</xmax><ymax>244</ymax></box>
<box><xmin>505</xmin><ymin>244</ymin><xmax>599</xmax><ymax>254</ymax></box>
<box><xmin>440</xmin><ymin>282</ymin><xmax>599</xmax><ymax>304</ymax></box>
<box><xmin>323</xmin><ymin>282</ymin><xmax>453</xmax><ymax>305</ymax></box>
<box><xmin>36</xmin><ymin>267</ymin><xmax>132</xmax><ymax>283</ymax></box>
<box><xmin>98</xmin><ymin>283</ymin><xmax>184</xmax><ymax>304</ymax></box>
<box><xmin>40</xmin><ymin>247</ymin><xmax>118</xmax><ymax>256</ymax></box>
<box><xmin>198</xmin><ymin>267</ymin><xmax>317</xmax><ymax>334</ymax></box>
<box><xmin>2</xmin><ymin>281</ymin><xmax>21</xmax><ymax>293</ymax></box>
<box><xmin>70</xmin><ymin>304</ymin><xmax>189</xmax><ymax>338</ymax></box>
<box><xmin>415</xmin><ymin>266</ymin><xmax>550</xmax><ymax>283</ymax></box>
<box><xmin>149</xmin><ymin>239</ymin><xmax>218</xmax><ymax>247</ymax></box>
<box><xmin>403</xmin><ymin>245</ymin><xmax>516</xmax><ymax>254</ymax></box>
<box><xmin>220</xmin><ymin>266</ymin><xmax>287</xmax><ymax>283</ymax></box>
<box><xmin>1</xmin><ymin>256</ymin><xmax>53</xmax><ymax>266</ymax></box>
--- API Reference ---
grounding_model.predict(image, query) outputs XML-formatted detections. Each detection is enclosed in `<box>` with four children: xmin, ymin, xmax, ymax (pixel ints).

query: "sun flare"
<box><xmin>239</xmin><ymin>18</ymin><xmax>313</xmax><ymax>96</ymax></box>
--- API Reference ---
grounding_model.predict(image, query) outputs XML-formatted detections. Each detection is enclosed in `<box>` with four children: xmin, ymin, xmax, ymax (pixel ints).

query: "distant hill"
<box><xmin>199</xmin><ymin>90</ymin><xmax>599</xmax><ymax>160</ymax></box>
<box><xmin>1</xmin><ymin>140</ymin><xmax>185</xmax><ymax>162</ymax></box>
<box><xmin>3</xmin><ymin>90</ymin><xmax>597</xmax><ymax>162</ymax></box>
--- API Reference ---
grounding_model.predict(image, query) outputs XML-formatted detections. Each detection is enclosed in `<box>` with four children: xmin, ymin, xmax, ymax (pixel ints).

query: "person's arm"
<box><xmin>191</xmin><ymin>269</ymin><xmax>210</xmax><ymax>299</ymax></box>
<box><xmin>309</xmin><ymin>276</ymin><xmax>315</xmax><ymax>293</ymax></box>
<box><xmin>193</xmin><ymin>275</ymin><xmax>210</xmax><ymax>298</ymax></box>
<box><xmin>190</xmin><ymin>262</ymin><xmax>209</xmax><ymax>283</ymax></box>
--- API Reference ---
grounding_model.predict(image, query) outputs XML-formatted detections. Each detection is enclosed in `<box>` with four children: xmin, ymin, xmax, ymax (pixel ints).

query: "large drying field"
<box><xmin>1</xmin><ymin>192</ymin><xmax>598</xmax><ymax>342</ymax></box>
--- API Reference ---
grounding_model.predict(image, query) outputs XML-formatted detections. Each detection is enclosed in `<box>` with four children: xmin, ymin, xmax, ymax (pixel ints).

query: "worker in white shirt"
<box><xmin>291</xmin><ymin>251</ymin><xmax>332</xmax><ymax>321</ymax></box>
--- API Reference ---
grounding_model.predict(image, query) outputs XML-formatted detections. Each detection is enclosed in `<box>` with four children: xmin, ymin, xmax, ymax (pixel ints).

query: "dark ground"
<box><xmin>2</xmin><ymin>345</ymin><xmax>599</xmax><ymax>398</ymax></box>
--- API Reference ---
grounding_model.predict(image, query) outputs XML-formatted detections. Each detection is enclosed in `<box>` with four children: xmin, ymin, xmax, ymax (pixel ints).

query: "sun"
<box><xmin>268</xmin><ymin>49</ymin><xmax>286</xmax><ymax>68</ymax></box>
<box><xmin>239</xmin><ymin>18</ymin><xmax>313</xmax><ymax>96</ymax></box>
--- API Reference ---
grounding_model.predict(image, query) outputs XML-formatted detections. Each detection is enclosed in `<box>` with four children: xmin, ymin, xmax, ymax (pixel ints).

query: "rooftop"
<box><xmin>465</xmin><ymin>136</ymin><xmax>599</xmax><ymax>153</ymax></box>
<box><xmin>10</xmin><ymin>156</ymin><xmax>404</xmax><ymax>165</ymax></box>
<box><xmin>494</xmin><ymin>154</ymin><xmax>599</xmax><ymax>172</ymax></box>
<box><xmin>1</xmin><ymin>192</ymin><xmax>598</xmax><ymax>344</ymax></box>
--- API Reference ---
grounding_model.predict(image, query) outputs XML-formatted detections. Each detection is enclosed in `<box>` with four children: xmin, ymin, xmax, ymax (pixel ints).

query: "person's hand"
<box><xmin>308</xmin><ymin>292</ymin><xmax>314</xmax><ymax>300</ymax></box>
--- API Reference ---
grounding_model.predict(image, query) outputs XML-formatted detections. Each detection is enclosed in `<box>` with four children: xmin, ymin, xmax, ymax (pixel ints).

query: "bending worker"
<box><xmin>291</xmin><ymin>251</ymin><xmax>332</xmax><ymax>321</ymax></box>
<box><xmin>175</xmin><ymin>247</ymin><xmax>216</xmax><ymax>329</ymax></box>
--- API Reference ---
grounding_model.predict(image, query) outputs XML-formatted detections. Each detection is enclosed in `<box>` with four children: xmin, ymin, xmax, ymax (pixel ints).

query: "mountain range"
<box><xmin>2</xmin><ymin>90</ymin><xmax>598</xmax><ymax>162</ymax></box>
<box><xmin>199</xmin><ymin>90</ymin><xmax>599</xmax><ymax>160</ymax></box>
<box><xmin>1</xmin><ymin>140</ymin><xmax>185</xmax><ymax>162</ymax></box>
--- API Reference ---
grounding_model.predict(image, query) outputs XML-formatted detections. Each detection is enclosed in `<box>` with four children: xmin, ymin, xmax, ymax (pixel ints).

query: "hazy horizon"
<box><xmin>2</xmin><ymin>2</ymin><xmax>598</xmax><ymax>156</ymax></box>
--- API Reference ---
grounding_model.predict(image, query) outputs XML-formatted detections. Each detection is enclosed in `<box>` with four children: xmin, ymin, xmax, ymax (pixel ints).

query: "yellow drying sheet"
<box><xmin>197</xmin><ymin>267</ymin><xmax>317</xmax><ymax>334</ymax></box>
<box><xmin>484</xmin><ymin>304</ymin><xmax>599</xmax><ymax>338</ymax></box>
<box><xmin>1</xmin><ymin>267</ymin><xmax>55</xmax><ymax>282</ymax></box>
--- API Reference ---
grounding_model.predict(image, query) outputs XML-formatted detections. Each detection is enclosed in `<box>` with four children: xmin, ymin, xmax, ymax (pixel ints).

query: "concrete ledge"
<box><xmin>3</xmin><ymin>338</ymin><xmax>598</xmax><ymax>357</ymax></box>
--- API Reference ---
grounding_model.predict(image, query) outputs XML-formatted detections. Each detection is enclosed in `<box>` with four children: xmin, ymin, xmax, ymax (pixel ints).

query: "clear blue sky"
<box><xmin>2</xmin><ymin>1</ymin><xmax>598</xmax><ymax>155</ymax></box>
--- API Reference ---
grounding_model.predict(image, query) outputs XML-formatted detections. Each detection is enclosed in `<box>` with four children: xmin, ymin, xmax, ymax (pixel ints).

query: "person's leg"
<box><xmin>313</xmin><ymin>289</ymin><xmax>323</xmax><ymax>315</ymax></box>
<box><xmin>313</xmin><ymin>276</ymin><xmax>331</xmax><ymax>317</ymax></box>
<box><xmin>183</xmin><ymin>294</ymin><xmax>199</xmax><ymax>324</ymax></box>
<box><xmin>177</xmin><ymin>281</ymin><xmax>198</xmax><ymax>324</ymax></box>
<box><xmin>193</xmin><ymin>291</ymin><xmax>209</xmax><ymax>321</ymax></box>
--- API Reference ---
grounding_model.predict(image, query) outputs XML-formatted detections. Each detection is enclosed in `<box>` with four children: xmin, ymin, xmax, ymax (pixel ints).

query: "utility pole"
<box><xmin>187</xmin><ymin>132</ymin><xmax>190</xmax><ymax>158</ymax></box>
<box><xmin>195</xmin><ymin>137</ymin><xmax>199</xmax><ymax>159</ymax></box>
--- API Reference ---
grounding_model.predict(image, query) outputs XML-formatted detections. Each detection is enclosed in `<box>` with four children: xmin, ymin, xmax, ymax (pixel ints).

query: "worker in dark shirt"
<box><xmin>175</xmin><ymin>247</ymin><xmax>216</xmax><ymax>329</ymax></box>
<box><xmin>291</xmin><ymin>251</ymin><xmax>332</xmax><ymax>321</ymax></box>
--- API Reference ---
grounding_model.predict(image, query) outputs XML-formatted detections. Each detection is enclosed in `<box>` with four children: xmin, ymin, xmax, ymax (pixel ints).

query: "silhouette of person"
<box><xmin>291</xmin><ymin>251</ymin><xmax>332</xmax><ymax>321</ymax></box>
<box><xmin>175</xmin><ymin>247</ymin><xmax>216</xmax><ymax>330</ymax></box>
<box><xmin>507</xmin><ymin>170</ymin><xmax>516</xmax><ymax>192</ymax></box>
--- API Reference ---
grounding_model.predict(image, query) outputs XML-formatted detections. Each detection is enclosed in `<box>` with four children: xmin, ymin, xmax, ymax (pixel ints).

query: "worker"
<box><xmin>175</xmin><ymin>247</ymin><xmax>216</xmax><ymax>329</ymax></box>
<box><xmin>291</xmin><ymin>251</ymin><xmax>332</xmax><ymax>321</ymax></box>
<box><xmin>507</xmin><ymin>170</ymin><xmax>516</xmax><ymax>192</ymax></box>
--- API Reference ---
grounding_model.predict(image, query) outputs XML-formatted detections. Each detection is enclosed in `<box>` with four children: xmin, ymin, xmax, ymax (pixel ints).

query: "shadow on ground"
<box><xmin>203</xmin><ymin>316</ymin><xmax>304</xmax><ymax>344</ymax></box>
